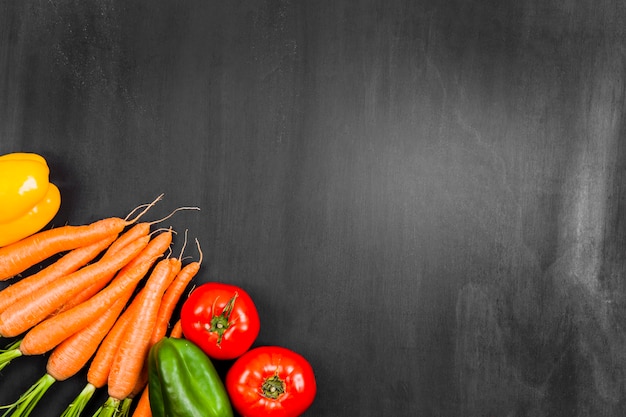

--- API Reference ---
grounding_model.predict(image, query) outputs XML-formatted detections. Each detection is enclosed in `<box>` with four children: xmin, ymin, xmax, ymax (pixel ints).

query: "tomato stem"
<box><xmin>261</xmin><ymin>374</ymin><xmax>285</xmax><ymax>400</ymax></box>
<box><xmin>208</xmin><ymin>292</ymin><xmax>238</xmax><ymax>345</ymax></box>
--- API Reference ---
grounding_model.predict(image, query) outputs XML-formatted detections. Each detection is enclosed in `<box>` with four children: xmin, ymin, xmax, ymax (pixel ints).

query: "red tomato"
<box><xmin>226</xmin><ymin>346</ymin><xmax>317</xmax><ymax>417</ymax></box>
<box><xmin>180</xmin><ymin>282</ymin><xmax>260</xmax><ymax>360</ymax></box>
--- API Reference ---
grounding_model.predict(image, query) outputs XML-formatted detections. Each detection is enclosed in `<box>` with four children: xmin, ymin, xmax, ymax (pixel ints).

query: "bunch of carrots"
<box><xmin>0</xmin><ymin>195</ymin><xmax>200</xmax><ymax>417</ymax></box>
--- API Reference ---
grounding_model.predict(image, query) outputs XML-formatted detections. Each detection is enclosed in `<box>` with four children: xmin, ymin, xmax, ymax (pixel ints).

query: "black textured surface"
<box><xmin>2</xmin><ymin>1</ymin><xmax>626</xmax><ymax>416</ymax></box>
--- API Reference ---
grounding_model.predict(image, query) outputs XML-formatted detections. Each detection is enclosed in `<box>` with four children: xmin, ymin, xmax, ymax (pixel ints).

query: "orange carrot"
<box><xmin>55</xmin><ymin>228</ymin><xmax>173</xmax><ymax>314</ymax></box>
<box><xmin>47</xmin><ymin>297</ymin><xmax>129</xmax><ymax>381</ymax></box>
<box><xmin>151</xmin><ymin>239</ymin><xmax>201</xmax><ymax>344</ymax></box>
<box><xmin>170</xmin><ymin>319</ymin><xmax>183</xmax><ymax>338</ymax></box>
<box><xmin>144</xmin><ymin>236</ymin><xmax>200</xmax><ymax>344</ymax></box>
<box><xmin>0</xmin><ymin>195</ymin><xmax>162</xmax><ymax>281</ymax></box>
<box><xmin>150</xmin><ymin>259</ymin><xmax>199</xmax><ymax>344</ymax></box>
<box><xmin>148</xmin><ymin>257</ymin><xmax>187</xmax><ymax>344</ymax></box>
<box><xmin>99</xmin><ymin>205</ymin><xmax>198</xmax><ymax>262</ymax></box>
<box><xmin>130</xmin><ymin>254</ymin><xmax>193</xmax><ymax>397</ymax></box>
<box><xmin>0</xmin><ymin>297</ymin><xmax>131</xmax><ymax>417</ymax></box>
<box><xmin>131</xmin><ymin>257</ymin><xmax>200</xmax><ymax>393</ymax></box>
<box><xmin>107</xmin><ymin>258</ymin><xmax>176</xmax><ymax>401</ymax></box>
<box><xmin>60</xmin><ymin>289</ymin><xmax>145</xmax><ymax>417</ymax></box>
<box><xmin>50</xmin><ymin>224</ymin><xmax>148</xmax><ymax>315</ymax></box>
<box><xmin>0</xmin><ymin>219</ymin><xmax>126</xmax><ymax>281</ymax></box>
<box><xmin>19</xmin><ymin>231</ymin><xmax>172</xmax><ymax>356</ymax></box>
<box><xmin>87</xmin><ymin>248</ymin><xmax>171</xmax><ymax>391</ymax></box>
<box><xmin>57</xmin><ymin>289</ymin><xmax>163</xmax><ymax>415</ymax></box>
<box><xmin>87</xmin><ymin>289</ymin><xmax>142</xmax><ymax>390</ymax></box>
<box><xmin>101</xmin><ymin>223</ymin><xmax>151</xmax><ymax>258</ymax></box>
<box><xmin>55</xmin><ymin>273</ymin><xmax>117</xmax><ymax>315</ymax></box>
<box><xmin>130</xmin><ymin>256</ymin><xmax>184</xmax><ymax>398</ymax></box>
<box><xmin>0</xmin><ymin>236</ymin><xmax>149</xmax><ymax>338</ymax></box>
<box><xmin>127</xmin><ymin>242</ymin><xmax>201</xmax><ymax>411</ymax></box>
<box><xmin>87</xmin><ymin>259</ymin><xmax>173</xmax><ymax>417</ymax></box>
<box><xmin>131</xmin><ymin>387</ymin><xmax>152</xmax><ymax>417</ymax></box>
<box><xmin>0</xmin><ymin>234</ymin><xmax>117</xmax><ymax>314</ymax></box>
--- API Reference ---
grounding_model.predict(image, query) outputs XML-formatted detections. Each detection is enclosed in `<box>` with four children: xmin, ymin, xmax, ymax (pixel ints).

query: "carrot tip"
<box><xmin>124</xmin><ymin>194</ymin><xmax>165</xmax><ymax>224</ymax></box>
<box><xmin>178</xmin><ymin>230</ymin><xmax>189</xmax><ymax>261</ymax></box>
<box><xmin>92</xmin><ymin>397</ymin><xmax>121</xmax><ymax>417</ymax></box>
<box><xmin>148</xmin><ymin>206</ymin><xmax>200</xmax><ymax>226</ymax></box>
<box><xmin>195</xmin><ymin>238</ymin><xmax>203</xmax><ymax>265</ymax></box>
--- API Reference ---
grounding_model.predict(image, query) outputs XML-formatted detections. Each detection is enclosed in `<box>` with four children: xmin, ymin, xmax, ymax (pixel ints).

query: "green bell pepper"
<box><xmin>148</xmin><ymin>337</ymin><xmax>234</xmax><ymax>417</ymax></box>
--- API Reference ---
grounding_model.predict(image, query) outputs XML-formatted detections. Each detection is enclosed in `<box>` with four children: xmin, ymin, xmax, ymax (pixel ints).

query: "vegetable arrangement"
<box><xmin>167</xmin><ymin>282</ymin><xmax>317</xmax><ymax>417</ymax></box>
<box><xmin>0</xmin><ymin>152</ymin><xmax>316</xmax><ymax>417</ymax></box>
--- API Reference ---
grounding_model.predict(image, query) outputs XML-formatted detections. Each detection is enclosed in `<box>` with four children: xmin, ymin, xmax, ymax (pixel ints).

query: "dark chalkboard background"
<box><xmin>2</xmin><ymin>1</ymin><xmax>626</xmax><ymax>416</ymax></box>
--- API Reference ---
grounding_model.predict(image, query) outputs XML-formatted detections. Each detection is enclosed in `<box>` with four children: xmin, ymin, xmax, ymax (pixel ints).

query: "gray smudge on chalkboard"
<box><xmin>454</xmin><ymin>44</ymin><xmax>626</xmax><ymax>416</ymax></box>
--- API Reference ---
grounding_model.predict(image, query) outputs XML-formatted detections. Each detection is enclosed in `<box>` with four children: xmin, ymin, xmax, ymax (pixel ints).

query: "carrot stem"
<box><xmin>1</xmin><ymin>339</ymin><xmax>21</xmax><ymax>350</ymax></box>
<box><xmin>0</xmin><ymin>340</ymin><xmax>22</xmax><ymax>372</ymax></box>
<box><xmin>0</xmin><ymin>373</ymin><xmax>55</xmax><ymax>417</ymax></box>
<box><xmin>117</xmin><ymin>398</ymin><xmax>133</xmax><ymax>417</ymax></box>
<box><xmin>59</xmin><ymin>383</ymin><xmax>96</xmax><ymax>417</ymax></box>
<box><xmin>91</xmin><ymin>397</ymin><xmax>120</xmax><ymax>417</ymax></box>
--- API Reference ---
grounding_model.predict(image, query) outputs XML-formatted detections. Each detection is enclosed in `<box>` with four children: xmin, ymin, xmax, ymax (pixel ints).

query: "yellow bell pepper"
<box><xmin>0</xmin><ymin>152</ymin><xmax>61</xmax><ymax>247</ymax></box>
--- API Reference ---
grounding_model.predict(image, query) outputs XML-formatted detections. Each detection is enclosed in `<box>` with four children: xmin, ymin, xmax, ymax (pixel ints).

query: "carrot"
<box><xmin>109</xmin><ymin>258</ymin><xmax>176</xmax><ymax>397</ymax></box>
<box><xmin>130</xmin><ymin>238</ymin><xmax>202</xmax><ymax>397</ymax></box>
<box><xmin>132</xmin><ymin>272</ymin><xmax>196</xmax><ymax>417</ymax></box>
<box><xmin>98</xmin><ymin>205</ymin><xmax>197</xmax><ymax>262</ymax></box>
<box><xmin>169</xmin><ymin>319</ymin><xmax>183</xmax><ymax>338</ymax></box>
<box><xmin>130</xmin><ymin>256</ymin><xmax>184</xmax><ymax>398</ymax></box>
<box><xmin>149</xmin><ymin>239</ymin><xmax>201</xmax><ymax>345</ymax></box>
<box><xmin>131</xmin><ymin>387</ymin><xmax>152</xmax><ymax>417</ymax></box>
<box><xmin>49</xmin><ymin>223</ymin><xmax>148</xmax><ymax>315</ymax></box>
<box><xmin>89</xmin><ymin>289</ymin><xmax>146</xmax><ymax>389</ymax></box>
<box><xmin>149</xmin><ymin>257</ymin><xmax>184</xmax><ymax>343</ymax></box>
<box><xmin>55</xmin><ymin>228</ymin><xmax>171</xmax><ymax>315</ymax></box>
<box><xmin>58</xmin><ymin>233</ymin><xmax>173</xmax><ymax>417</ymax></box>
<box><xmin>100</xmin><ymin>202</ymin><xmax>197</xmax><ymax>260</ymax></box>
<box><xmin>101</xmin><ymin>223</ymin><xmax>151</xmax><ymax>258</ymax></box>
<box><xmin>54</xmin><ymin>274</ymin><xmax>117</xmax><ymax>315</ymax></box>
<box><xmin>47</xmin><ymin>298</ymin><xmax>129</xmax><ymax>381</ymax></box>
<box><xmin>59</xmin><ymin>291</ymin><xmax>144</xmax><ymax>417</ymax></box>
<box><xmin>0</xmin><ymin>298</ymin><xmax>129</xmax><ymax>417</ymax></box>
<box><xmin>150</xmin><ymin>258</ymin><xmax>199</xmax><ymax>342</ymax></box>
<box><xmin>19</xmin><ymin>230</ymin><xmax>173</xmax><ymax>356</ymax></box>
<box><xmin>0</xmin><ymin>236</ymin><xmax>149</xmax><ymax>339</ymax></box>
<box><xmin>0</xmin><ymin>194</ymin><xmax>162</xmax><ymax>281</ymax></box>
<box><xmin>87</xmin><ymin>314</ymin><xmax>133</xmax><ymax>387</ymax></box>
<box><xmin>152</xmin><ymin>240</ymin><xmax>202</xmax><ymax>344</ymax></box>
<box><xmin>0</xmin><ymin>234</ymin><xmax>118</xmax><ymax>314</ymax></box>
<box><xmin>95</xmin><ymin>258</ymin><xmax>175</xmax><ymax>417</ymax></box>
<box><xmin>0</xmin><ymin>237</ymin><xmax>150</xmax><ymax>373</ymax></box>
